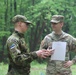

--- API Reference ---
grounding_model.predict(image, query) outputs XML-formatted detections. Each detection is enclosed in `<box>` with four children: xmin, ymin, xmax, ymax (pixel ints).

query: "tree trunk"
<box><xmin>4</xmin><ymin>0</ymin><xmax>8</xmax><ymax>30</ymax></box>
<box><xmin>14</xmin><ymin>0</ymin><xmax>17</xmax><ymax>15</ymax></box>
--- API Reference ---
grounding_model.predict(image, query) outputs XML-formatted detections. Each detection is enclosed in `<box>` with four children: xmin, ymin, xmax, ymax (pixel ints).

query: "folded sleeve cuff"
<box><xmin>30</xmin><ymin>51</ymin><xmax>38</xmax><ymax>59</ymax></box>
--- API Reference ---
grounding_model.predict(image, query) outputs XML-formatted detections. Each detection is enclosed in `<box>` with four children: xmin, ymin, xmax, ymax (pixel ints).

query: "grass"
<box><xmin>0</xmin><ymin>63</ymin><xmax>8</xmax><ymax>75</ymax></box>
<box><xmin>30</xmin><ymin>61</ymin><xmax>46</xmax><ymax>75</ymax></box>
<box><xmin>71</xmin><ymin>65</ymin><xmax>76</xmax><ymax>75</ymax></box>
<box><xmin>0</xmin><ymin>61</ymin><xmax>76</xmax><ymax>75</ymax></box>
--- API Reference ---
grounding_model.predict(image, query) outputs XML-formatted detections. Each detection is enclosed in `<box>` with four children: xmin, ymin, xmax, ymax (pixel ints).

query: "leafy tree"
<box><xmin>0</xmin><ymin>0</ymin><xmax>76</xmax><ymax>62</ymax></box>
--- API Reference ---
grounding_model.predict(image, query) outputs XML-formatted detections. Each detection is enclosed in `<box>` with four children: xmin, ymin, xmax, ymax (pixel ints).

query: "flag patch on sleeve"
<box><xmin>10</xmin><ymin>44</ymin><xmax>16</xmax><ymax>49</ymax></box>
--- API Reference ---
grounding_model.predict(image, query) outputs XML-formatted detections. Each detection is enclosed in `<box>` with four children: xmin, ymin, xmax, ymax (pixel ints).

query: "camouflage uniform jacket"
<box><xmin>6</xmin><ymin>31</ymin><xmax>38</xmax><ymax>75</ymax></box>
<box><xmin>40</xmin><ymin>31</ymin><xmax>76</xmax><ymax>75</ymax></box>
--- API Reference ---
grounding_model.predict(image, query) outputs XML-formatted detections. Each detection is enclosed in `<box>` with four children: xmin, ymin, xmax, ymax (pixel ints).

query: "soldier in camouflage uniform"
<box><xmin>6</xmin><ymin>15</ymin><xmax>53</xmax><ymax>75</ymax></box>
<box><xmin>40</xmin><ymin>15</ymin><xmax>76</xmax><ymax>75</ymax></box>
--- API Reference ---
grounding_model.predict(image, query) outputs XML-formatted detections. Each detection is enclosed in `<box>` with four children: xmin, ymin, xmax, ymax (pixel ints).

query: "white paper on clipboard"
<box><xmin>51</xmin><ymin>42</ymin><xmax>66</xmax><ymax>61</ymax></box>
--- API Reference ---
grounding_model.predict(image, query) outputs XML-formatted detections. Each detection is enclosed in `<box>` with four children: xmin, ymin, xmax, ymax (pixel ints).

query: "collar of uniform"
<box><xmin>14</xmin><ymin>31</ymin><xmax>24</xmax><ymax>38</ymax></box>
<box><xmin>51</xmin><ymin>31</ymin><xmax>65</xmax><ymax>40</ymax></box>
<box><xmin>53</xmin><ymin>31</ymin><xmax>64</xmax><ymax>36</ymax></box>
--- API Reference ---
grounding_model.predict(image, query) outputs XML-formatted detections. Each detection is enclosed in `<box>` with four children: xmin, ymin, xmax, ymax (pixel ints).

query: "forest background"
<box><xmin>0</xmin><ymin>0</ymin><xmax>76</xmax><ymax>63</ymax></box>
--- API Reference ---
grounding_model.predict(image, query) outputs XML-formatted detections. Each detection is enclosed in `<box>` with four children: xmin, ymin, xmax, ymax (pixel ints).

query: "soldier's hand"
<box><xmin>36</xmin><ymin>49</ymin><xmax>54</xmax><ymax>58</ymax></box>
<box><xmin>46</xmin><ymin>49</ymin><xmax>54</xmax><ymax>56</ymax></box>
<box><xmin>36</xmin><ymin>49</ymin><xmax>47</xmax><ymax>58</ymax></box>
<box><xmin>64</xmin><ymin>60</ymin><xmax>73</xmax><ymax>68</ymax></box>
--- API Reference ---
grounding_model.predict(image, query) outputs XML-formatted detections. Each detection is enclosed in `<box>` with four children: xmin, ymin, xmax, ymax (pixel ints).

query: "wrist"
<box><xmin>72</xmin><ymin>60</ymin><xmax>75</xmax><ymax>64</ymax></box>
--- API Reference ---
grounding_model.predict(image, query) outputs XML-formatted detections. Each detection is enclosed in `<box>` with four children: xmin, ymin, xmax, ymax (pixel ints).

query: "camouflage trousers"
<box><xmin>46</xmin><ymin>67</ymin><xmax>72</xmax><ymax>75</ymax></box>
<box><xmin>6</xmin><ymin>68</ymin><xmax>30</xmax><ymax>75</ymax></box>
<box><xmin>46</xmin><ymin>60</ymin><xmax>72</xmax><ymax>75</ymax></box>
<box><xmin>46</xmin><ymin>71</ymin><xmax>72</xmax><ymax>75</ymax></box>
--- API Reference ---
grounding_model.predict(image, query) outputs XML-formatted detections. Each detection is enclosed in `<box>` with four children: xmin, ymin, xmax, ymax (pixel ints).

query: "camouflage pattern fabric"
<box><xmin>6</xmin><ymin>31</ymin><xmax>37</xmax><ymax>75</ymax></box>
<box><xmin>40</xmin><ymin>31</ymin><xmax>76</xmax><ymax>75</ymax></box>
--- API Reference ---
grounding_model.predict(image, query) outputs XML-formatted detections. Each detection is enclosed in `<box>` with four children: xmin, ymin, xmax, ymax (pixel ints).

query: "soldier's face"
<box><xmin>20</xmin><ymin>22</ymin><xmax>29</xmax><ymax>33</ymax></box>
<box><xmin>51</xmin><ymin>22</ymin><xmax>63</xmax><ymax>31</ymax></box>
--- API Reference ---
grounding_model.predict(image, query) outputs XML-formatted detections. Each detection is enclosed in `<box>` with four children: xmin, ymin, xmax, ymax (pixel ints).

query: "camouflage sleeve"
<box><xmin>72</xmin><ymin>56</ymin><xmax>76</xmax><ymax>64</ymax></box>
<box><xmin>72</xmin><ymin>38</ymin><xmax>76</xmax><ymax>64</ymax></box>
<box><xmin>7</xmin><ymin>38</ymin><xmax>37</xmax><ymax>66</ymax></box>
<box><xmin>71</xmin><ymin>37</ymin><xmax>76</xmax><ymax>51</ymax></box>
<box><xmin>40</xmin><ymin>36</ymin><xmax>52</xmax><ymax>49</ymax></box>
<box><xmin>69</xmin><ymin>36</ymin><xmax>76</xmax><ymax>64</ymax></box>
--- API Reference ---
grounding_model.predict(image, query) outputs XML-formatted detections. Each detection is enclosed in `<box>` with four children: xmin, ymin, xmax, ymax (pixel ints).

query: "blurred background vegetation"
<box><xmin>0</xmin><ymin>0</ymin><xmax>76</xmax><ymax>63</ymax></box>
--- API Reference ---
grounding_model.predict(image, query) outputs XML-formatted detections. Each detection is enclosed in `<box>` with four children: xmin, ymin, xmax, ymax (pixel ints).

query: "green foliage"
<box><xmin>0</xmin><ymin>31</ymin><xmax>10</xmax><ymax>38</ymax></box>
<box><xmin>0</xmin><ymin>0</ymin><xmax>76</xmax><ymax>62</ymax></box>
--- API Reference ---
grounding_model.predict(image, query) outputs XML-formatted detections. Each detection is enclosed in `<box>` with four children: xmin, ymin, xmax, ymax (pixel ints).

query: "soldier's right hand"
<box><xmin>36</xmin><ymin>49</ymin><xmax>54</xmax><ymax>58</ymax></box>
<box><xmin>36</xmin><ymin>49</ymin><xmax>47</xmax><ymax>58</ymax></box>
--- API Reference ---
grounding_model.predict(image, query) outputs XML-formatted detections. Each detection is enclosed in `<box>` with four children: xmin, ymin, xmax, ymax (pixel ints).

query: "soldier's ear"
<box><xmin>60</xmin><ymin>22</ymin><xmax>63</xmax><ymax>27</ymax></box>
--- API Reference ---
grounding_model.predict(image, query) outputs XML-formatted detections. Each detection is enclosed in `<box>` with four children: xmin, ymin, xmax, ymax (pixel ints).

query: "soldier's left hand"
<box><xmin>64</xmin><ymin>60</ymin><xmax>73</xmax><ymax>68</ymax></box>
<box><xmin>46</xmin><ymin>49</ymin><xmax>54</xmax><ymax>56</ymax></box>
<box><xmin>41</xmin><ymin>49</ymin><xmax>54</xmax><ymax>58</ymax></box>
<box><xmin>36</xmin><ymin>49</ymin><xmax>54</xmax><ymax>58</ymax></box>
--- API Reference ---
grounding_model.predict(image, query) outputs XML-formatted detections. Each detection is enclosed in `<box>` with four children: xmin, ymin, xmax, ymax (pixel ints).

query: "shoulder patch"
<box><xmin>10</xmin><ymin>44</ymin><xmax>16</xmax><ymax>49</ymax></box>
